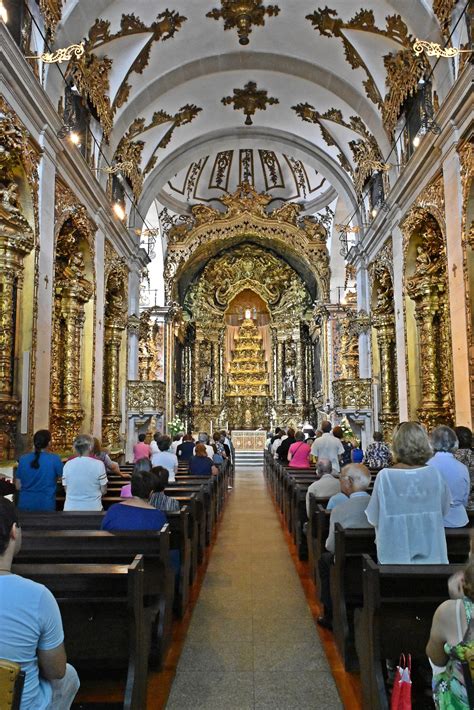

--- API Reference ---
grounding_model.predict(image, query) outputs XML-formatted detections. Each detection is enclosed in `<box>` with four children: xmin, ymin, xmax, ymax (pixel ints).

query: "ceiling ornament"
<box><xmin>413</xmin><ymin>39</ymin><xmax>472</xmax><ymax>58</ymax></box>
<box><xmin>306</xmin><ymin>8</ymin><xmax>429</xmax><ymax>136</ymax></box>
<box><xmin>292</xmin><ymin>104</ymin><xmax>385</xmax><ymax>196</ymax></box>
<box><xmin>432</xmin><ymin>0</ymin><xmax>457</xmax><ymax>39</ymax></box>
<box><xmin>221</xmin><ymin>81</ymin><xmax>279</xmax><ymax>125</ymax></box>
<box><xmin>164</xmin><ymin>182</ymin><xmax>330</xmax><ymax>304</ymax></box>
<box><xmin>66</xmin><ymin>11</ymin><xmax>187</xmax><ymax>138</ymax></box>
<box><xmin>206</xmin><ymin>0</ymin><xmax>280</xmax><ymax>45</ymax></box>
<box><xmin>114</xmin><ymin>104</ymin><xmax>201</xmax><ymax>200</ymax></box>
<box><xmin>38</xmin><ymin>0</ymin><xmax>63</xmax><ymax>38</ymax></box>
<box><xmin>26</xmin><ymin>42</ymin><xmax>84</xmax><ymax>63</ymax></box>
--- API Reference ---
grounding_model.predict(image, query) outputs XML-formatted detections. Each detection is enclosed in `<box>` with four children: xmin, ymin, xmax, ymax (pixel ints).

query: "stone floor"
<box><xmin>165</xmin><ymin>466</ymin><xmax>343</xmax><ymax>709</ymax></box>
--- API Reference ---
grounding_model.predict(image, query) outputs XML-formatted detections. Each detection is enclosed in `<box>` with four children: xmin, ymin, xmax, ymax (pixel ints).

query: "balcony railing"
<box><xmin>332</xmin><ymin>378</ymin><xmax>372</xmax><ymax>411</ymax></box>
<box><xmin>127</xmin><ymin>380</ymin><xmax>165</xmax><ymax>414</ymax></box>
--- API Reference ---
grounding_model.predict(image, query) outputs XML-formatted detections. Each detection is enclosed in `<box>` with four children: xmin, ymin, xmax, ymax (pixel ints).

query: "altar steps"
<box><xmin>234</xmin><ymin>450</ymin><xmax>264</xmax><ymax>467</ymax></box>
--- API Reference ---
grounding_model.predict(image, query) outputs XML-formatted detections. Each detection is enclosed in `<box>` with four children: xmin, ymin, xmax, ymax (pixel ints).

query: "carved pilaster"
<box><xmin>102</xmin><ymin>323</ymin><xmax>124</xmax><ymax>448</ymax></box>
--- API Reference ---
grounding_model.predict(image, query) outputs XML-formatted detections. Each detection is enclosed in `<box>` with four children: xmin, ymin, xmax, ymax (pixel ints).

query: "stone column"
<box><xmin>443</xmin><ymin>146</ymin><xmax>471</xmax><ymax>426</ymax></box>
<box><xmin>391</xmin><ymin>225</ymin><xmax>409</xmax><ymax>420</ymax></box>
<box><xmin>127</xmin><ymin>260</ymin><xmax>141</xmax><ymax>381</ymax></box>
<box><xmin>102</xmin><ymin>323</ymin><xmax>124</xmax><ymax>448</ymax></box>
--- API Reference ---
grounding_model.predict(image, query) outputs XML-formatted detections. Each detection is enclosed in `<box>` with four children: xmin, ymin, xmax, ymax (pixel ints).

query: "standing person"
<box><xmin>428</xmin><ymin>426</ymin><xmax>470</xmax><ymax>528</ymax></box>
<box><xmin>177</xmin><ymin>434</ymin><xmax>195</xmax><ymax>462</ymax></box>
<box><xmin>0</xmin><ymin>498</ymin><xmax>80</xmax><ymax>709</ymax></box>
<box><xmin>151</xmin><ymin>435</ymin><xmax>178</xmax><ymax>482</ymax></box>
<box><xmin>92</xmin><ymin>438</ymin><xmax>122</xmax><ymax>476</ymax></box>
<box><xmin>62</xmin><ymin>435</ymin><xmax>107</xmax><ymax>511</ymax></box>
<box><xmin>427</xmin><ymin>560</ymin><xmax>474</xmax><ymax>709</ymax></box>
<box><xmin>333</xmin><ymin>425</ymin><xmax>352</xmax><ymax>466</ymax></box>
<box><xmin>362</xmin><ymin>431</ymin><xmax>392</xmax><ymax>470</ymax></box>
<box><xmin>365</xmin><ymin>422</ymin><xmax>451</xmax><ymax>564</ymax></box>
<box><xmin>287</xmin><ymin>431</ymin><xmax>311</xmax><ymax>469</ymax></box>
<box><xmin>311</xmin><ymin>421</ymin><xmax>344</xmax><ymax>473</ymax></box>
<box><xmin>15</xmin><ymin>430</ymin><xmax>62</xmax><ymax>511</ymax></box>
<box><xmin>133</xmin><ymin>433</ymin><xmax>151</xmax><ymax>463</ymax></box>
<box><xmin>277</xmin><ymin>428</ymin><xmax>296</xmax><ymax>463</ymax></box>
<box><xmin>453</xmin><ymin>426</ymin><xmax>474</xmax><ymax>498</ymax></box>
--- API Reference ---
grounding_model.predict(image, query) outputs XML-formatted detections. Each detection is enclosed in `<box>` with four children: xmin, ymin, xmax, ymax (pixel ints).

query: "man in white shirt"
<box><xmin>305</xmin><ymin>459</ymin><xmax>340</xmax><ymax>516</ymax></box>
<box><xmin>310</xmin><ymin>421</ymin><xmax>344</xmax><ymax>472</ymax></box>
<box><xmin>317</xmin><ymin>464</ymin><xmax>372</xmax><ymax>630</ymax></box>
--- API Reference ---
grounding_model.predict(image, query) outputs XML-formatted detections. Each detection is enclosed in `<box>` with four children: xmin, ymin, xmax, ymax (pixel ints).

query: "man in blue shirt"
<box><xmin>0</xmin><ymin>498</ymin><xmax>79</xmax><ymax>709</ymax></box>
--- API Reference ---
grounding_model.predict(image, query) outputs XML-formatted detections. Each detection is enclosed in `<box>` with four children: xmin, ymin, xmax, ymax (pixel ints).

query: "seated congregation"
<box><xmin>264</xmin><ymin>419</ymin><xmax>474</xmax><ymax>709</ymax></box>
<box><xmin>0</xmin><ymin>428</ymin><xmax>232</xmax><ymax>709</ymax></box>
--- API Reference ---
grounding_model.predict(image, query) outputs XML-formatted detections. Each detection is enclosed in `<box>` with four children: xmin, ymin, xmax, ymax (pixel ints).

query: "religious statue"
<box><xmin>283</xmin><ymin>370</ymin><xmax>296</xmax><ymax>402</ymax></box>
<box><xmin>200</xmin><ymin>372</ymin><xmax>213</xmax><ymax>403</ymax></box>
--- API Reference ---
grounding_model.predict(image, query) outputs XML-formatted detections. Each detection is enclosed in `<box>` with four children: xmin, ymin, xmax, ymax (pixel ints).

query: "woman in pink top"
<box><xmin>288</xmin><ymin>431</ymin><xmax>312</xmax><ymax>468</ymax></box>
<box><xmin>133</xmin><ymin>433</ymin><xmax>151</xmax><ymax>463</ymax></box>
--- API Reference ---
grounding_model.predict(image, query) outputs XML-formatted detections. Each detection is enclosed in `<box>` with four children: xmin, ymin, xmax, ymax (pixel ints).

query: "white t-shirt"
<box><xmin>0</xmin><ymin>575</ymin><xmax>64</xmax><ymax>710</ymax></box>
<box><xmin>310</xmin><ymin>433</ymin><xmax>344</xmax><ymax>472</ymax></box>
<box><xmin>62</xmin><ymin>456</ymin><xmax>107</xmax><ymax>511</ymax></box>
<box><xmin>151</xmin><ymin>450</ymin><xmax>178</xmax><ymax>481</ymax></box>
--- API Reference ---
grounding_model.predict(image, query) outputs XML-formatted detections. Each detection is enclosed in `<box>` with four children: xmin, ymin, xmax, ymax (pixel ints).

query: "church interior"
<box><xmin>0</xmin><ymin>0</ymin><xmax>473</xmax><ymax>708</ymax></box>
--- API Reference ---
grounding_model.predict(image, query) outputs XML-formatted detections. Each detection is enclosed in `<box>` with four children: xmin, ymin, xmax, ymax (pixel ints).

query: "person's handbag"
<box><xmin>390</xmin><ymin>654</ymin><xmax>412</xmax><ymax>710</ymax></box>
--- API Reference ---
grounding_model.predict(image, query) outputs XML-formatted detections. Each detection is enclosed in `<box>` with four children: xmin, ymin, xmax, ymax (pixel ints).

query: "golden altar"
<box><xmin>232</xmin><ymin>430</ymin><xmax>267</xmax><ymax>451</ymax></box>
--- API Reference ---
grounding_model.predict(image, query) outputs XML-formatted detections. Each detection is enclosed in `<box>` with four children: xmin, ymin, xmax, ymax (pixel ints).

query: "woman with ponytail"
<box><xmin>15</xmin><ymin>430</ymin><xmax>63</xmax><ymax>511</ymax></box>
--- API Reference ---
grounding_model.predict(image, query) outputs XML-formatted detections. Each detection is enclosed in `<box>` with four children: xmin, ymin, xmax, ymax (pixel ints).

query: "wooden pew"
<box><xmin>18</xmin><ymin>508</ymin><xmax>192</xmax><ymax>618</ymax></box>
<box><xmin>306</xmin><ymin>500</ymin><xmax>330</xmax><ymax>588</ymax></box>
<box><xmin>12</xmin><ymin>556</ymin><xmax>148</xmax><ymax>710</ymax></box>
<box><xmin>16</xmin><ymin>528</ymin><xmax>174</xmax><ymax>668</ymax></box>
<box><xmin>331</xmin><ymin>525</ymin><xmax>471</xmax><ymax>672</ymax></box>
<box><xmin>354</xmin><ymin>555</ymin><xmax>465</xmax><ymax>710</ymax></box>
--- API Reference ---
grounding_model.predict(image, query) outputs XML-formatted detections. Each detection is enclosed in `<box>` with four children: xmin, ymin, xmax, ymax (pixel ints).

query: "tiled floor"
<box><xmin>166</xmin><ymin>467</ymin><xmax>343</xmax><ymax>709</ymax></box>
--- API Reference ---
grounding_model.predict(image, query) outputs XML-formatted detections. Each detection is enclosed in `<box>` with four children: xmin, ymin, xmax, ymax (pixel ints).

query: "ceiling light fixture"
<box><xmin>371</xmin><ymin>208</ymin><xmax>378</xmax><ymax>218</ymax></box>
<box><xmin>412</xmin><ymin>134</ymin><xmax>421</xmax><ymax>148</ymax></box>
<box><xmin>0</xmin><ymin>1</ymin><xmax>7</xmax><ymax>23</ymax></box>
<box><xmin>69</xmin><ymin>131</ymin><xmax>81</xmax><ymax>146</ymax></box>
<box><xmin>113</xmin><ymin>202</ymin><xmax>126</xmax><ymax>221</ymax></box>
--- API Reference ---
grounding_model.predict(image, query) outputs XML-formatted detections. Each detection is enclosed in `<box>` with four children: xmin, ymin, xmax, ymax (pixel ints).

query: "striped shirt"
<box><xmin>150</xmin><ymin>491</ymin><xmax>180</xmax><ymax>513</ymax></box>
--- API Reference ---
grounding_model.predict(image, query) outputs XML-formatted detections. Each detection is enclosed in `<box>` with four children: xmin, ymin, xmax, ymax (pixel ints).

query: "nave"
<box><xmin>73</xmin><ymin>464</ymin><xmax>361</xmax><ymax>709</ymax></box>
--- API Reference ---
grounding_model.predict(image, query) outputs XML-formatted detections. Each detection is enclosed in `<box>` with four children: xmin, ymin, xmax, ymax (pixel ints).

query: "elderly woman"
<box><xmin>428</xmin><ymin>425</ymin><xmax>470</xmax><ymax>528</ymax></box>
<box><xmin>62</xmin><ymin>434</ymin><xmax>107</xmax><ymax>511</ymax></box>
<box><xmin>287</xmin><ymin>431</ymin><xmax>311</xmax><ymax>469</ymax></box>
<box><xmin>365</xmin><ymin>422</ymin><xmax>451</xmax><ymax>564</ymax></box>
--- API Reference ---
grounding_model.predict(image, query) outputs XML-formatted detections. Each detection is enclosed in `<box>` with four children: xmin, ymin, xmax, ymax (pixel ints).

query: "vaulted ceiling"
<box><xmin>44</xmin><ymin>1</ymin><xmax>463</xmax><ymax>220</ymax></box>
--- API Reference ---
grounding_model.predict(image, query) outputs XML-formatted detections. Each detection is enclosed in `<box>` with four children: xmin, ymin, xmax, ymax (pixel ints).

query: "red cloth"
<box><xmin>390</xmin><ymin>656</ymin><xmax>412</xmax><ymax>710</ymax></box>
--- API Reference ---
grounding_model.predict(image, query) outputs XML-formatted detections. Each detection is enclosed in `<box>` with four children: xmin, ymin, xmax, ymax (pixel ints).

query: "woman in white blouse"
<box><xmin>365</xmin><ymin>422</ymin><xmax>451</xmax><ymax>564</ymax></box>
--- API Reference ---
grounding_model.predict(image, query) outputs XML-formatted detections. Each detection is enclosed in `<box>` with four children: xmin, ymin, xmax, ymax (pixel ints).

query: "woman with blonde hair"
<box><xmin>427</xmin><ymin>561</ymin><xmax>474</xmax><ymax>708</ymax></box>
<box><xmin>365</xmin><ymin>421</ymin><xmax>452</xmax><ymax>564</ymax></box>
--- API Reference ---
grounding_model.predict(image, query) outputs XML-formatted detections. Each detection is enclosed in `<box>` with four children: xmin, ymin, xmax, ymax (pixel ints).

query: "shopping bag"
<box><xmin>390</xmin><ymin>654</ymin><xmax>412</xmax><ymax>710</ymax></box>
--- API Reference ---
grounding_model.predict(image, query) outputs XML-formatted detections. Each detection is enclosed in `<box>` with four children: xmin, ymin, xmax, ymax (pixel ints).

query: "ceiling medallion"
<box><xmin>206</xmin><ymin>0</ymin><xmax>280</xmax><ymax>45</ymax></box>
<box><xmin>221</xmin><ymin>81</ymin><xmax>279</xmax><ymax>125</ymax></box>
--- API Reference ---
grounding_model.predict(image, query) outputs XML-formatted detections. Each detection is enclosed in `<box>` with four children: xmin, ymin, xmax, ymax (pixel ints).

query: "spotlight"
<box><xmin>69</xmin><ymin>131</ymin><xmax>80</xmax><ymax>146</ymax></box>
<box><xmin>0</xmin><ymin>1</ymin><xmax>8</xmax><ymax>23</ymax></box>
<box><xmin>412</xmin><ymin>134</ymin><xmax>421</xmax><ymax>147</ymax></box>
<box><xmin>113</xmin><ymin>202</ymin><xmax>126</xmax><ymax>221</ymax></box>
<box><xmin>371</xmin><ymin>208</ymin><xmax>378</xmax><ymax>218</ymax></box>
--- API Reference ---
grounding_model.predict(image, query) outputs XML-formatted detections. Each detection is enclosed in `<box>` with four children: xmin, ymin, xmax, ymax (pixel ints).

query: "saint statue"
<box><xmin>200</xmin><ymin>372</ymin><xmax>213</xmax><ymax>403</ymax></box>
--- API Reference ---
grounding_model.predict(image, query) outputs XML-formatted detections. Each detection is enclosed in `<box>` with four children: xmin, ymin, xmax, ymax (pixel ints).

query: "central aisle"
<box><xmin>166</xmin><ymin>466</ymin><xmax>342</xmax><ymax>709</ymax></box>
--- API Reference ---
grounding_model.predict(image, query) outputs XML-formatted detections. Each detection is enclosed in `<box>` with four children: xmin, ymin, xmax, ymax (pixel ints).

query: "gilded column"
<box><xmin>102</xmin><ymin>323</ymin><xmax>124</xmax><ymax>448</ymax></box>
<box><xmin>212</xmin><ymin>338</ymin><xmax>220</xmax><ymax>405</ymax></box>
<box><xmin>295</xmin><ymin>336</ymin><xmax>305</xmax><ymax>406</ymax></box>
<box><xmin>372</xmin><ymin>313</ymin><xmax>398</xmax><ymax>439</ymax></box>
<box><xmin>276</xmin><ymin>340</ymin><xmax>284</xmax><ymax>404</ymax></box>
<box><xmin>193</xmin><ymin>338</ymin><xmax>201</xmax><ymax>405</ymax></box>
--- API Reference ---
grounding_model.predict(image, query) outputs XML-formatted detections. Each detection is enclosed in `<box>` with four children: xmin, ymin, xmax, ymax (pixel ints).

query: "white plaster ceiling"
<box><xmin>49</xmin><ymin>0</ymin><xmax>450</xmax><ymax>220</ymax></box>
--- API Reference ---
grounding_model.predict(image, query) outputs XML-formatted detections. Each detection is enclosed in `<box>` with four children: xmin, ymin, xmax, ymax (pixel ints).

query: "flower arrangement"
<box><xmin>168</xmin><ymin>416</ymin><xmax>185</xmax><ymax>436</ymax></box>
<box><xmin>339</xmin><ymin>416</ymin><xmax>355</xmax><ymax>441</ymax></box>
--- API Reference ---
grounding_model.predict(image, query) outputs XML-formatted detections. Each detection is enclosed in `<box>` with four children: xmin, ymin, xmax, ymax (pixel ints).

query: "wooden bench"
<box><xmin>354</xmin><ymin>555</ymin><xmax>465</xmax><ymax>710</ymax></box>
<box><xmin>331</xmin><ymin>525</ymin><xmax>471</xmax><ymax>672</ymax></box>
<box><xmin>306</xmin><ymin>500</ymin><xmax>330</xmax><ymax>588</ymax></box>
<box><xmin>18</xmin><ymin>508</ymin><xmax>192</xmax><ymax>618</ymax></box>
<box><xmin>16</xmin><ymin>529</ymin><xmax>174</xmax><ymax>668</ymax></box>
<box><xmin>11</xmin><ymin>556</ymin><xmax>149</xmax><ymax>710</ymax></box>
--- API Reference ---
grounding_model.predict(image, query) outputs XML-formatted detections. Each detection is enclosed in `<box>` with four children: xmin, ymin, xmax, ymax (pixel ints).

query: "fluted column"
<box><xmin>373</xmin><ymin>313</ymin><xmax>398</xmax><ymax>439</ymax></box>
